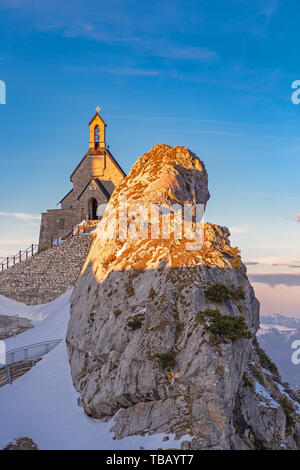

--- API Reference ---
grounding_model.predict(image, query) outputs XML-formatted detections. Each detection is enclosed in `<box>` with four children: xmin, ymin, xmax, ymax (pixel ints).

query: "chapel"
<box><xmin>38</xmin><ymin>108</ymin><xmax>126</xmax><ymax>248</ymax></box>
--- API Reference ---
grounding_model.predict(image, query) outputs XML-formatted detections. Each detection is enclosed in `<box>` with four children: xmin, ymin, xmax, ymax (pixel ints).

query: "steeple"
<box><xmin>89</xmin><ymin>106</ymin><xmax>107</xmax><ymax>151</ymax></box>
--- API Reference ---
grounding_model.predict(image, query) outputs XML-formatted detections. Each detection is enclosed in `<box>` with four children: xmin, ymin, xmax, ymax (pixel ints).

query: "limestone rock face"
<box><xmin>67</xmin><ymin>144</ymin><xmax>300</xmax><ymax>449</ymax></box>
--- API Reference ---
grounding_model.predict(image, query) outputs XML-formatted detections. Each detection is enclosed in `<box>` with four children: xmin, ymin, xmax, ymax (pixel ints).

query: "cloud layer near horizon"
<box><xmin>0</xmin><ymin>211</ymin><xmax>41</xmax><ymax>223</ymax></box>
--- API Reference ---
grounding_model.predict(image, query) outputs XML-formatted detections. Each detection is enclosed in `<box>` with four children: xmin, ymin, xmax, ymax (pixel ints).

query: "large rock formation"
<box><xmin>67</xmin><ymin>144</ymin><xmax>300</xmax><ymax>450</ymax></box>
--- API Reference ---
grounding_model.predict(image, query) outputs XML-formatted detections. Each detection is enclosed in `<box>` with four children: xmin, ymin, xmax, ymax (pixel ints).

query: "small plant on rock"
<box><xmin>156</xmin><ymin>352</ymin><xmax>176</xmax><ymax>370</ymax></box>
<box><xmin>230</xmin><ymin>285</ymin><xmax>246</xmax><ymax>301</ymax></box>
<box><xmin>204</xmin><ymin>283</ymin><xmax>232</xmax><ymax>302</ymax></box>
<box><xmin>208</xmin><ymin>312</ymin><xmax>251</xmax><ymax>341</ymax></box>
<box><xmin>127</xmin><ymin>319</ymin><xmax>142</xmax><ymax>330</ymax></box>
<box><xmin>198</xmin><ymin>308</ymin><xmax>251</xmax><ymax>342</ymax></box>
<box><xmin>254</xmin><ymin>338</ymin><xmax>279</xmax><ymax>378</ymax></box>
<box><xmin>149</xmin><ymin>287</ymin><xmax>156</xmax><ymax>299</ymax></box>
<box><xmin>204</xmin><ymin>282</ymin><xmax>245</xmax><ymax>303</ymax></box>
<box><xmin>196</xmin><ymin>308</ymin><xmax>219</xmax><ymax>322</ymax></box>
<box><xmin>279</xmin><ymin>395</ymin><xmax>295</xmax><ymax>431</ymax></box>
<box><xmin>243</xmin><ymin>371</ymin><xmax>254</xmax><ymax>391</ymax></box>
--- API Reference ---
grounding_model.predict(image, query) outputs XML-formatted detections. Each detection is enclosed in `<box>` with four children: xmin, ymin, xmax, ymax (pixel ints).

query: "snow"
<box><xmin>116</xmin><ymin>242</ymin><xmax>127</xmax><ymax>258</ymax></box>
<box><xmin>73</xmin><ymin>220</ymin><xmax>100</xmax><ymax>235</ymax></box>
<box><xmin>277</xmin><ymin>383</ymin><xmax>300</xmax><ymax>414</ymax></box>
<box><xmin>255</xmin><ymin>381</ymin><xmax>280</xmax><ymax>409</ymax></box>
<box><xmin>261</xmin><ymin>367</ymin><xmax>272</xmax><ymax>376</ymax></box>
<box><xmin>52</xmin><ymin>236</ymin><xmax>63</xmax><ymax>246</ymax></box>
<box><xmin>0</xmin><ymin>294</ymin><xmax>69</xmax><ymax>324</ymax></box>
<box><xmin>0</xmin><ymin>294</ymin><xmax>58</xmax><ymax>324</ymax></box>
<box><xmin>0</xmin><ymin>291</ymin><xmax>191</xmax><ymax>450</ymax></box>
<box><xmin>132</xmin><ymin>307</ymin><xmax>147</xmax><ymax>316</ymax></box>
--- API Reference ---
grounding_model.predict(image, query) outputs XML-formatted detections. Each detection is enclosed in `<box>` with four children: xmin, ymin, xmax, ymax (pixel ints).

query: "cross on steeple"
<box><xmin>95</xmin><ymin>105</ymin><xmax>101</xmax><ymax>113</ymax></box>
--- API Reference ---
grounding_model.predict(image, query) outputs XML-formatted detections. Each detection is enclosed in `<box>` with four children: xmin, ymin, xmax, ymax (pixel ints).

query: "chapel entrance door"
<box><xmin>88</xmin><ymin>198</ymin><xmax>98</xmax><ymax>220</ymax></box>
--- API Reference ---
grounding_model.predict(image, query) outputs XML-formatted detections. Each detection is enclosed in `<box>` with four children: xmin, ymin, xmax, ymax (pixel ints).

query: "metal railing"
<box><xmin>0</xmin><ymin>339</ymin><xmax>62</xmax><ymax>369</ymax></box>
<box><xmin>0</xmin><ymin>244</ymin><xmax>39</xmax><ymax>273</ymax></box>
<box><xmin>0</xmin><ymin>220</ymin><xmax>99</xmax><ymax>274</ymax></box>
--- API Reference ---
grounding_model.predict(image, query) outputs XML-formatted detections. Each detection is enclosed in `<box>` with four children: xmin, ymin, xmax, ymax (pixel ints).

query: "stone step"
<box><xmin>0</xmin><ymin>235</ymin><xmax>94</xmax><ymax>305</ymax></box>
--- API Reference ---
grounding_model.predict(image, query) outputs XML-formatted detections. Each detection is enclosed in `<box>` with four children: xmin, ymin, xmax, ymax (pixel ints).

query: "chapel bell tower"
<box><xmin>89</xmin><ymin>106</ymin><xmax>106</xmax><ymax>151</ymax></box>
<box><xmin>38</xmin><ymin>106</ymin><xmax>126</xmax><ymax>249</ymax></box>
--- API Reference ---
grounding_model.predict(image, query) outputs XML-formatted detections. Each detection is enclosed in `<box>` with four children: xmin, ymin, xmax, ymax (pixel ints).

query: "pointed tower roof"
<box><xmin>89</xmin><ymin>111</ymin><xmax>107</xmax><ymax>127</ymax></box>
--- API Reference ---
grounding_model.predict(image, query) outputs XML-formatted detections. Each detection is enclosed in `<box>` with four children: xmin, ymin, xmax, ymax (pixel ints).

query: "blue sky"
<box><xmin>0</xmin><ymin>0</ymin><xmax>300</xmax><ymax>315</ymax></box>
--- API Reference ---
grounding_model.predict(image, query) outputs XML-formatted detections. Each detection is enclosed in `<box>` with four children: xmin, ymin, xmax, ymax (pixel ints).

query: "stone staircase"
<box><xmin>0</xmin><ymin>235</ymin><xmax>94</xmax><ymax>305</ymax></box>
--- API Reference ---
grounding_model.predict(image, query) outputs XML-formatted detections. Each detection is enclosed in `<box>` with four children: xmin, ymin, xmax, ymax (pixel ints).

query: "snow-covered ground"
<box><xmin>0</xmin><ymin>291</ymin><xmax>189</xmax><ymax>450</ymax></box>
<box><xmin>0</xmin><ymin>294</ymin><xmax>59</xmax><ymax>324</ymax></box>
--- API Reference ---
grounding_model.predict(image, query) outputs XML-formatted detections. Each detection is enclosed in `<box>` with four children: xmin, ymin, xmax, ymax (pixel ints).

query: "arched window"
<box><xmin>94</xmin><ymin>125</ymin><xmax>100</xmax><ymax>143</ymax></box>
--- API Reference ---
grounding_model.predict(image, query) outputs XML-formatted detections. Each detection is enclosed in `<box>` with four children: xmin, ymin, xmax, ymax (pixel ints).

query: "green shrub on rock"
<box><xmin>204</xmin><ymin>283</ymin><xmax>232</xmax><ymax>302</ymax></box>
<box><xmin>254</xmin><ymin>338</ymin><xmax>279</xmax><ymax>378</ymax></box>
<box><xmin>197</xmin><ymin>308</ymin><xmax>251</xmax><ymax>342</ymax></box>
<box><xmin>127</xmin><ymin>319</ymin><xmax>142</xmax><ymax>330</ymax></box>
<box><xmin>156</xmin><ymin>353</ymin><xmax>176</xmax><ymax>370</ymax></box>
<box><xmin>204</xmin><ymin>282</ymin><xmax>245</xmax><ymax>303</ymax></box>
<box><xmin>243</xmin><ymin>371</ymin><xmax>254</xmax><ymax>391</ymax></box>
<box><xmin>279</xmin><ymin>396</ymin><xmax>295</xmax><ymax>430</ymax></box>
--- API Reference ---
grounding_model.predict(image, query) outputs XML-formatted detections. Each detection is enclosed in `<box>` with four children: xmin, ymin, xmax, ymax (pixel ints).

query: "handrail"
<box><xmin>0</xmin><ymin>220</ymin><xmax>99</xmax><ymax>274</ymax></box>
<box><xmin>0</xmin><ymin>339</ymin><xmax>62</xmax><ymax>368</ymax></box>
<box><xmin>0</xmin><ymin>244</ymin><xmax>39</xmax><ymax>273</ymax></box>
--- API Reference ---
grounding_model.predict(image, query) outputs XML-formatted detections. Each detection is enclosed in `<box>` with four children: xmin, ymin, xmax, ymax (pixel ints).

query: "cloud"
<box><xmin>155</xmin><ymin>45</ymin><xmax>217</xmax><ymax>61</ymax></box>
<box><xmin>0</xmin><ymin>238</ymin><xmax>38</xmax><ymax>259</ymax></box>
<box><xmin>0</xmin><ymin>238</ymin><xmax>34</xmax><ymax>247</ymax></box>
<box><xmin>0</xmin><ymin>211</ymin><xmax>41</xmax><ymax>224</ymax></box>
<box><xmin>229</xmin><ymin>224</ymin><xmax>250</xmax><ymax>235</ymax></box>
<box><xmin>223</xmin><ymin>0</ymin><xmax>279</xmax><ymax>37</ymax></box>
<box><xmin>37</xmin><ymin>19</ymin><xmax>218</xmax><ymax>62</ymax></box>
<box><xmin>101</xmin><ymin>67</ymin><xmax>159</xmax><ymax>76</ymax></box>
<box><xmin>63</xmin><ymin>65</ymin><xmax>160</xmax><ymax>77</ymax></box>
<box><xmin>0</xmin><ymin>0</ymin><xmax>24</xmax><ymax>5</ymax></box>
<box><xmin>245</xmin><ymin>256</ymin><xmax>300</xmax><ymax>268</ymax></box>
<box><xmin>105</xmin><ymin>67</ymin><xmax>159</xmax><ymax>76</ymax></box>
<box><xmin>250</xmin><ymin>280</ymin><xmax>300</xmax><ymax>316</ymax></box>
<box><xmin>259</xmin><ymin>0</ymin><xmax>279</xmax><ymax>21</ymax></box>
<box><xmin>249</xmin><ymin>273</ymin><xmax>300</xmax><ymax>287</ymax></box>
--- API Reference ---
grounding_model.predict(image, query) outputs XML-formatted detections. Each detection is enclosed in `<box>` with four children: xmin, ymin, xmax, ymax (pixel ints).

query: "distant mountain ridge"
<box><xmin>261</xmin><ymin>314</ymin><xmax>300</xmax><ymax>329</ymax></box>
<box><xmin>258</xmin><ymin>314</ymin><xmax>300</xmax><ymax>390</ymax></box>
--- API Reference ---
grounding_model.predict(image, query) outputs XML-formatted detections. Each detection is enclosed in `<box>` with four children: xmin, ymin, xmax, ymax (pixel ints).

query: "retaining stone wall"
<box><xmin>0</xmin><ymin>235</ymin><xmax>93</xmax><ymax>305</ymax></box>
